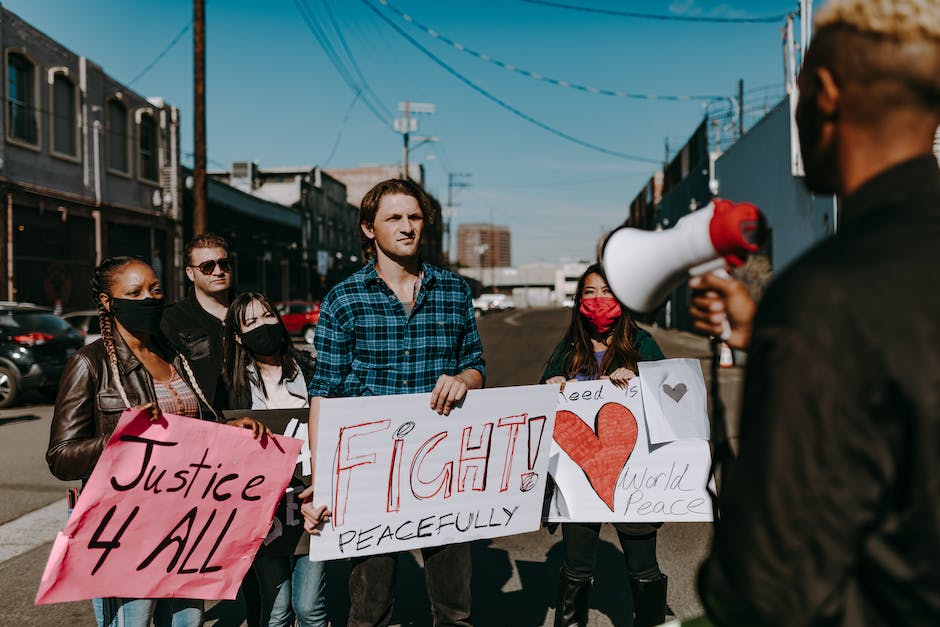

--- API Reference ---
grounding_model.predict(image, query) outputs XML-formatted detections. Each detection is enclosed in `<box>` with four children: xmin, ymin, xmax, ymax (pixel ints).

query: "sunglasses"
<box><xmin>189</xmin><ymin>258</ymin><xmax>232</xmax><ymax>275</ymax></box>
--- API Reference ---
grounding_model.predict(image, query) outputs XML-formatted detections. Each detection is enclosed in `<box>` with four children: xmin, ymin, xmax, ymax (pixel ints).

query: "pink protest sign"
<box><xmin>36</xmin><ymin>408</ymin><xmax>302</xmax><ymax>605</ymax></box>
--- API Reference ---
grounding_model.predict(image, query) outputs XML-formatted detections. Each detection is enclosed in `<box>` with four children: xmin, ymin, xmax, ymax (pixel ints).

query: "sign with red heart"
<box><xmin>547</xmin><ymin>380</ymin><xmax>713</xmax><ymax>523</ymax></box>
<box><xmin>553</xmin><ymin>403</ymin><xmax>638</xmax><ymax>511</ymax></box>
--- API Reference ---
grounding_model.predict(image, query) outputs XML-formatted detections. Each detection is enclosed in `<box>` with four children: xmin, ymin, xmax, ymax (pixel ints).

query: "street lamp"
<box><xmin>395</xmin><ymin>101</ymin><xmax>435</xmax><ymax>179</ymax></box>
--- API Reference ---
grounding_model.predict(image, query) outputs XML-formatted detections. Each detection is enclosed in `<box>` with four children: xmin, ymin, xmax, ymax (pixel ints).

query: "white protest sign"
<box><xmin>639</xmin><ymin>358</ymin><xmax>710</xmax><ymax>443</ymax></box>
<box><xmin>309</xmin><ymin>385</ymin><xmax>558</xmax><ymax>561</ymax></box>
<box><xmin>548</xmin><ymin>379</ymin><xmax>712</xmax><ymax>523</ymax></box>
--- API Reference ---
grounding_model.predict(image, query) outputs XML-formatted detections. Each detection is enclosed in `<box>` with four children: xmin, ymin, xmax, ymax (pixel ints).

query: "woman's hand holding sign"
<box><xmin>132</xmin><ymin>402</ymin><xmax>163</xmax><ymax>423</ymax></box>
<box><xmin>226</xmin><ymin>416</ymin><xmax>271</xmax><ymax>441</ymax></box>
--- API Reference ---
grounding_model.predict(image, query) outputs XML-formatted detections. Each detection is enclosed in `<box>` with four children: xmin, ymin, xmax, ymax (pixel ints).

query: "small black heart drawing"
<box><xmin>663</xmin><ymin>383</ymin><xmax>688</xmax><ymax>403</ymax></box>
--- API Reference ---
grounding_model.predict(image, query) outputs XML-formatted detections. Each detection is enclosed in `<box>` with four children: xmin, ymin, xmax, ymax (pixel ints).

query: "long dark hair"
<box><xmin>561</xmin><ymin>263</ymin><xmax>641</xmax><ymax>379</ymax></box>
<box><xmin>222</xmin><ymin>292</ymin><xmax>296</xmax><ymax>400</ymax></box>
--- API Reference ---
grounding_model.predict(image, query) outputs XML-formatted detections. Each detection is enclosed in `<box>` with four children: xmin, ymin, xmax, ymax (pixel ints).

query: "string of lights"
<box><xmin>360</xmin><ymin>0</ymin><xmax>660</xmax><ymax>164</ymax></box>
<box><xmin>375</xmin><ymin>0</ymin><xmax>722</xmax><ymax>102</ymax></box>
<box><xmin>518</xmin><ymin>0</ymin><xmax>791</xmax><ymax>24</ymax></box>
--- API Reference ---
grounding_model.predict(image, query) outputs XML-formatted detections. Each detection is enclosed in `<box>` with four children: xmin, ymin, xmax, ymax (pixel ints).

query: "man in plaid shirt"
<box><xmin>303</xmin><ymin>178</ymin><xmax>485</xmax><ymax>626</ymax></box>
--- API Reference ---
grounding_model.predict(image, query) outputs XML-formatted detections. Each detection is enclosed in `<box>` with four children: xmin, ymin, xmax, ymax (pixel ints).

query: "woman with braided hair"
<box><xmin>46</xmin><ymin>256</ymin><xmax>269</xmax><ymax>627</ymax></box>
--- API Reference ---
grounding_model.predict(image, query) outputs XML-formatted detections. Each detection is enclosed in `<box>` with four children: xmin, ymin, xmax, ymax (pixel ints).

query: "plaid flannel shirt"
<box><xmin>308</xmin><ymin>260</ymin><xmax>486</xmax><ymax>398</ymax></box>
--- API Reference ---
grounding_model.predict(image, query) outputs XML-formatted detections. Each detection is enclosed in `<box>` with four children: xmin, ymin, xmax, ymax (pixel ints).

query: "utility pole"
<box><xmin>474</xmin><ymin>243</ymin><xmax>488</xmax><ymax>291</ymax></box>
<box><xmin>738</xmin><ymin>78</ymin><xmax>744</xmax><ymax>140</ymax></box>
<box><xmin>445</xmin><ymin>173</ymin><xmax>471</xmax><ymax>264</ymax></box>
<box><xmin>394</xmin><ymin>101</ymin><xmax>435</xmax><ymax>180</ymax></box>
<box><xmin>193</xmin><ymin>0</ymin><xmax>207</xmax><ymax>235</ymax></box>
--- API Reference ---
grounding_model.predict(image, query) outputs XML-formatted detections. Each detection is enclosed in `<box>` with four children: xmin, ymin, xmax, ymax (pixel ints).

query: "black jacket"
<box><xmin>699</xmin><ymin>156</ymin><xmax>940</xmax><ymax>626</ymax></box>
<box><xmin>161</xmin><ymin>289</ymin><xmax>227</xmax><ymax>410</ymax></box>
<box><xmin>226</xmin><ymin>348</ymin><xmax>316</xmax><ymax>410</ymax></box>
<box><xmin>47</xmin><ymin>332</ymin><xmax>217</xmax><ymax>482</ymax></box>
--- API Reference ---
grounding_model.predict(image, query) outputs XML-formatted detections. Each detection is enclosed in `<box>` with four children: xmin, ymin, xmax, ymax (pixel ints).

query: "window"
<box><xmin>7</xmin><ymin>52</ymin><xmax>38</xmax><ymax>146</ymax></box>
<box><xmin>51</xmin><ymin>73</ymin><xmax>78</xmax><ymax>158</ymax></box>
<box><xmin>107</xmin><ymin>99</ymin><xmax>129</xmax><ymax>173</ymax></box>
<box><xmin>138</xmin><ymin>112</ymin><xmax>158</xmax><ymax>182</ymax></box>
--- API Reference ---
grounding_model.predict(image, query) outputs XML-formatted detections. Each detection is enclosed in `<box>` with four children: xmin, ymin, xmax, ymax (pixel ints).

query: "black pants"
<box><xmin>347</xmin><ymin>543</ymin><xmax>472</xmax><ymax>627</ymax></box>
<box><xmin>560</xmin><ymin>522</ymin><xmax>660</xmax><ymax>580</ymax></box>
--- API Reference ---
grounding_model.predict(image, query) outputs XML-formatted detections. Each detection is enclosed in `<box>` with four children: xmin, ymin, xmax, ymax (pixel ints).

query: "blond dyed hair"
<box><xmin>815</xmin><ymin>0</ymin><xmax>940</xmax><ymax>42</ymax></box>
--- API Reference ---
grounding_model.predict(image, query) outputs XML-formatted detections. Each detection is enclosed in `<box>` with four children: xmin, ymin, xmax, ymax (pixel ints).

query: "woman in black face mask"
<box><xmin>46</xmin><ymin>257</ymin><xmax>268</xmax><ymax>627</ymax></box>
<box><xmin>221</xmin><ymin>292</ymin><xmax>324</xmax><ymax>627</ymax></box>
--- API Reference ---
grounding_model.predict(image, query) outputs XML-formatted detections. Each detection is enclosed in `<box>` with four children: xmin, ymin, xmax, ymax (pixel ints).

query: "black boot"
<box><xmin>630</xmin><ymin>573</ymin><xmax>667</xmax><ymax>627</ymax></box>
<box><xmin>554</xmin><ymin>570</ymin><xmax>592</xmax><ymax>627</ymax></box>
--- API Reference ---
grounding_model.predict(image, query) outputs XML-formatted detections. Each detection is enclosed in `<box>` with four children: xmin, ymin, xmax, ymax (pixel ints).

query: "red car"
<box><xmin>275</xmin><ymin>301</ymin><xmax>321</xmax><ymax>344</ymax></box>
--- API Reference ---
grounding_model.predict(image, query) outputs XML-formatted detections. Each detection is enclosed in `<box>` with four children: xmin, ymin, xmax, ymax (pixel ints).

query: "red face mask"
<box><xmin>579</xmin><ymin>296</ymin><xmax>622</xmax><ymax>334</ymax></box>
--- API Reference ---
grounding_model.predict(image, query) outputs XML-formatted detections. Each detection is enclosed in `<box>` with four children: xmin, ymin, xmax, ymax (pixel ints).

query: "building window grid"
<box><xmin>6</xmin><ymin>50</ymin><xmax>40</xmax><ymax>148</ymax></box>
<box><xmin>50</xmin><ymin>71</ymin><xmax>79</xmax><ymax>160</ymax></box>
<box><xmin>106</xmin><ymin>98</ymin><xmax>130</xmax><ymax>175</ymax></box>
<box><xmin>137</xmin><ymin>111</ymin><xmax>159</xmax><ymax>183</ymax></box>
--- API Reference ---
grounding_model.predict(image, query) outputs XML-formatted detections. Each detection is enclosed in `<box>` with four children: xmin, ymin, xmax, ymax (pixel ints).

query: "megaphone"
<box><xmin>602</xmin><ymin>199</ymin><xmax>765</xmax><ymax>313</ymax></box>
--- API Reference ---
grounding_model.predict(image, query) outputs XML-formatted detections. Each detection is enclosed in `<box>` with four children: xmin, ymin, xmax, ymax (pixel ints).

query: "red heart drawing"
<box><xmin>553</xmin><ymin>402</ymin><xmax>638</xmax><ymax>512</ymax></box>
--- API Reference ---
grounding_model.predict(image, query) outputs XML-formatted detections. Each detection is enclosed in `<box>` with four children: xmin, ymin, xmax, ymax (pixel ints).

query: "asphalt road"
<box><xmin>0</xmin><ymin>307</ymin><xmax>743</xmax><ymax>626</ymax></box>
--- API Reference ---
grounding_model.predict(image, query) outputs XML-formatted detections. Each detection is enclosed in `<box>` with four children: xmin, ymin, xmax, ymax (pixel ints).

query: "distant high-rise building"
<box><xmin>457</xmin><ymin>224</ymin><xmax>512</xmax><ymax>268</ymax></box>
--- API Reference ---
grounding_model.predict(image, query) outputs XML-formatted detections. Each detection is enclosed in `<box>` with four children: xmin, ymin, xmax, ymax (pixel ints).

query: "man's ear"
<box><xmin>815</xmin><ymin>66</ymin><xmax>840</xmax><ymax>121</ymax></box>
<box><xmin>185</xmin><ymin>266</ymin><xmax>195</xmax><ymax>283</ymax></box>
<box><xmin>360</xmin><ymin>221</ymin><xmax>375</xmax><ymax>241</ymax></box>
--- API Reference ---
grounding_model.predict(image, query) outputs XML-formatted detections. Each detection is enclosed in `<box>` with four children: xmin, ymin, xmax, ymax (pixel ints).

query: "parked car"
<box><xmin>275</xmin><ymin>301</ymin><xmax>321</xmax><ymax>344</ymax></box>
<box><xmin>0</xmin><ymin>303</ymin><xmax>84</xmax><ymax>407</ymax></box>
<box><xmin>473</xmin><ymin>293</ymin><xmax>516</xmax><ymax>316</ymax></box>
<box><xmin>62</xmin><ymin>310</ymin><xmax>101</xmax><ymax>345</ymax></box>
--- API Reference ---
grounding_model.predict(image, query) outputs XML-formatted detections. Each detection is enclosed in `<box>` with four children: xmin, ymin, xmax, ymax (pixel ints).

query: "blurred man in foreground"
<box><xmin>692</xmin><ymin>0</ymin><xmax>940</xmax><ymax>624</ymax></box>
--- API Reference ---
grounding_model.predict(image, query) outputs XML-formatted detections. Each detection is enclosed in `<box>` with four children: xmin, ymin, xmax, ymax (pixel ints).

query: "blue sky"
<box><xmin>10</xmin><ymin>0</ymin><xmax>803</xmax><ymax>264</ymax></box>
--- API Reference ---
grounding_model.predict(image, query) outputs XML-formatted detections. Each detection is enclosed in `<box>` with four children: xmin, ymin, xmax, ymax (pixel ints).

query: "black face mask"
<box><xmin>240</xmin><ymin>323</ymin><xmax>284</xmax><ymax>356</ymax></box>
<box><xmin>110</xmin><ymin>297</ymin><xmax>165</xmax><ymax>336</ymax></box>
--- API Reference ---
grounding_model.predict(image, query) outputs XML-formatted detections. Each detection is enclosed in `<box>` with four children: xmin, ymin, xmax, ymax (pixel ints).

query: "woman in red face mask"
<box><xmin>540</xmin><ymin>263</ymin><xmax>669</xmax><ymax>627</ymax></box>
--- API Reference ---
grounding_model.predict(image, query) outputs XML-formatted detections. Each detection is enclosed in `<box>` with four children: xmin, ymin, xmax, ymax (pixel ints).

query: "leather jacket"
<box><xmin>47</xmin><ymin>331</ymin><xmax>219</xmax><ymax>482</ymax></box>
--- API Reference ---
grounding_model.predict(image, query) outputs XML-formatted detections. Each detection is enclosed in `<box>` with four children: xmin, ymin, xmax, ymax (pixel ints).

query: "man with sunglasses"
<box><xmin>162</xmin><ymin>233</ymin><xmax>233</xmax><ymax>410</ymax></box>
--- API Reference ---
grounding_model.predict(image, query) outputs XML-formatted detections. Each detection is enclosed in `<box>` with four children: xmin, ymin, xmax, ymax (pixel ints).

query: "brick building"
<box><xmin>457</xmin><ymin>223</ymin><xmax>511</xmax><ymax>268</ymax></box>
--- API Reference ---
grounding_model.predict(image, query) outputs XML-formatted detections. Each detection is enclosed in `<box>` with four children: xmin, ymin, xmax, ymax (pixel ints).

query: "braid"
<box><xmin>97</xmin><ymin>301</ymin><xmax>131</xmax><ymax>409</ymax></box>
<box><xmin>178</xmin><ymin>354</ymin><xmax>221</xmax><ymax>421</ymax></box>
<box><xmin>93</xmin><ymin>257</ymin><xmax>137</xmax><ymax>410</ymax></box>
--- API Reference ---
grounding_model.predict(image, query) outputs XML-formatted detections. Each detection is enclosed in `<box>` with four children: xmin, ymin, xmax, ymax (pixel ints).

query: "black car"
<box><xmin>0</xmin><ymin>303</ymin><xmax>84</xmax><ymax>408</ymax></box>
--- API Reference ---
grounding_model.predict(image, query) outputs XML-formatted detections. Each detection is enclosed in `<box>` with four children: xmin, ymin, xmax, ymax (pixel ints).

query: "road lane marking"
<box><xmin>0</xmin><ymin>500</ymin><xmax>63</xmax><ymax>563</ymax></box>
<box><xmin>504</xmin><ymin>311</ymin><xmax>525</xmax><ymax>326</ymax></box>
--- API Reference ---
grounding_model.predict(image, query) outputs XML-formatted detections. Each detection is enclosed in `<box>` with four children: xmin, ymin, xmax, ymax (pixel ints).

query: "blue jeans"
<box><xmin>92</xmin><ymin>597</ymin><xmax>204</xmax><ymax>627</ymax></box>
<box><xmin>251</xmin><ymin>553</ymin><xmax>327</xmax><ymax>627</ymax></box>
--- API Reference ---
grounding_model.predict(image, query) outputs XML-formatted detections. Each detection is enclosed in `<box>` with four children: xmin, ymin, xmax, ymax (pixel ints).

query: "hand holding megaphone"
<box><xmin>602</xmin><ymin>199</ymin><xmax>765</xmax><ymax>344</ymax></box>
<box><xmin>689</xmin><ymin>272</ymin><xmax>756</xmax><ymax>349</ymax></box>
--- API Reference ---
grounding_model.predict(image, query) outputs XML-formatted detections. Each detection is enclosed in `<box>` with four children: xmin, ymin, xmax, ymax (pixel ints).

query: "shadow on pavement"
<box><xmin>0</xmin><ymin>414</ymin><xmax>41</xmax><ymax>426</ymax></box>
<box><xmin>314</xmin><ymin>534</ymin><xmax>636</xmax><ymax>626</ymax></box>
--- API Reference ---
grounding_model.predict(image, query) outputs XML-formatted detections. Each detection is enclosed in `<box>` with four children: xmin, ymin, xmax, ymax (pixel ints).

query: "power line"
<box><xmin>319</xmin><ymin>0</ymin><xmax>393</xmax><ymax>120</ymax></box>
<box><xmin>293</xmin><ymin>0</ymin><xmax>391</xmax><ymax>126</ymax></box>
<box><xmin>127</xmin><ymin>19</ymin><xmax>192</xmax><ymax>87</ymax></box>
<box><xmin>359</xmin><ymin>0</ymin><xmax>660</xmax><ymax>164</ymax></box>
<box><xmin>322</xmin><ymin>93</ymin><xmax>361</xmax><ymax>167</ymax></box>
<box><xmin>518</xmin><ymin>0</ymin><xmax>791</xmax><ymax>24</ymax></box>
<box><xmin>375</xmin><ymin>0</ymin><xmax>722</xmax><ymax>102</ymax></box>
